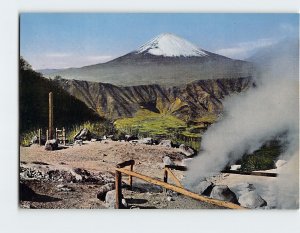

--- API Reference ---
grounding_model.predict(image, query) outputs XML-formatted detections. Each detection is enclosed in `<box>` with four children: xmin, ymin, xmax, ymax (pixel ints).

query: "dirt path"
<box><xmin>20</xmin><ymin>140</ymin><xmax>185</xmax><ymax>179</ymax></box>
<box><xmin>20</xmin><ymin>140</ymin><xmax>223</xmax><ymax>209</ymax></box>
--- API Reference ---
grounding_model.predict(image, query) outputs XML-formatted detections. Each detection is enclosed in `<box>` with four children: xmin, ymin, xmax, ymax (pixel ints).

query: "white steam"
<box><xmin>184</xmin><ymin>40</ymin><xmax>299</xmax><ymax>208</ymax></box>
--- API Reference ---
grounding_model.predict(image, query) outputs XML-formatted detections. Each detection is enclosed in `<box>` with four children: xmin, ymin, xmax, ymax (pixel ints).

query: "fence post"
<box><xmin>115</xmin><ymin>170</ymin><xmax>123</xmax><ymax>209</ymax></box>
<box><xmin>38</xmin><ymin>129</ymin><xmax>41</xmax><ymax>146</ymax></box>
<box><xmin>63</xmin><ymin>127</ymin><xmax>66</xmax><ymax>145</ymax></box>
<box><xmin>46</xmin><ymin>129</ymin><xmax>49</xmax><ymax>141</ymax></box>
<box><xmin>129</xmin><ymin>164</ymin><xmax>133</xmax><ymax>190</ymax></box>
<box><xmin>163</xmin><ymin>168</ymin><xmax>168</xmax><ymax>193</ymax></box>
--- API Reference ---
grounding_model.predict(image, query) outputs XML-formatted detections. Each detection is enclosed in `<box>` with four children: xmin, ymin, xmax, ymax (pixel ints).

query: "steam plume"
<box><xmin>184</xmin><ymin>39</ymin><xmax>299</xmax><ymax>208</ymax></box>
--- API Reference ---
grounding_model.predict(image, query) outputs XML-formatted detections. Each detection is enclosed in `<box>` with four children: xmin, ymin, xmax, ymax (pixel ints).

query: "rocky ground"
<box><xmin>20</xmin><ymin>140</ymin><xmax>222</xmax><ymax>209</ymax></box>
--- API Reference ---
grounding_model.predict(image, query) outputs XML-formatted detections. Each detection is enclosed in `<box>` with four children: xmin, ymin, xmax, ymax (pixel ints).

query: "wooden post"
<box><xmin>48</xmin><ymin>92</ymin><xmax>54</xmax><ymax>140</ymax></box>
<box><xmin>63</xmin><ymin>127</ymin><xmax>66</xmax><ymax>145</ymax></box>
<box><xmin>38</xmin><ymin>129</ymin><xmax>41</xmax><ymax>146</ymax></box>
<box><xmin>55</xmin><ymin>128</ymin><xmax>58</xmax><ymax>140</ymax></box>
<box><xmin>164</xmin><ymin>167</ymin><xmax>184</xmax><ymax>188</ymax></box>
<box><xmin>46</xmin><ymin>129</ymin><xmax>49</xmax><ymax>141</ymax></box>
<box><xmin>115</xmin><ymin>170</ymin><xmax>123</xmax><ymax>209</ymax></box>
<box><xmin>128</xmin><ymin>164</ymin><xmax>133</xmax><ymax>190</ymax></box>
<box><xmin>163</xmin><ymin>168</ymin><xmax>168</xmax><ymax>193</ymax></box>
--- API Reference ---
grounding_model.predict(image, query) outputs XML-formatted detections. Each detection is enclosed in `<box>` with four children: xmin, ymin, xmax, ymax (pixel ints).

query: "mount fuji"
<box><xmin>42</xmin><ymin>33</ymin><xmax>253</xmax><ymax>86</ymax></box>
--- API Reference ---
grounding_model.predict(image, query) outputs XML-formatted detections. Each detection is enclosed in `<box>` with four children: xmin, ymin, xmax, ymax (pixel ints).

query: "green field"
<box><xmin>114</xmin><ymin>109</ymin><xmax>217</xmax><ymax>150</ymax></box>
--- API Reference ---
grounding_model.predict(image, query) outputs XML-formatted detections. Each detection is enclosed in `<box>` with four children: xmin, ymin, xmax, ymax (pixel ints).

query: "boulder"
<box><xmin>210</xmin><ymin>185</ymin><xmax>238</xmax><ymax>204</ymax></box>
<box><xmin>97</xmin><ymin>183</ymin><xmax>115</xmax><ymax>201</ymax></box>
<box><xmin>181</xmin><ymin>158</ymin><xmax>193</xmax><ymax>167</ymax></box>
<box><xmin>179</xmin><ymin>144</ymin><xmax>195</xmax><ymax>156</ymax></box>
<box><xmin>105</xmin><ymin>190</ymin><xmax>126</xmax><ymax>209</ymax></box>
<box><xmin>44</xmin><ymin>139</ymin><xmax>58</xmax><ymax>151</ymax></box>
<box><xmin>137</xmin><ymin>137</ymin><xmax>153</xmax><ymax>145</ymax></box>
<box><xmin>74</xmin><ymin>128</ymin><xmax>91</xmax><ymax>141</ymax></box>
<box><xmin>159</xmin><ymin>140</ymin><xmax>172</xmax><ymax>148</ymax></box>
<box><xmin>163</xmin><ymin>156</ymin><xmax>174</xmax><ymax>166</ymax></box>
<box><xmin>194</xmin><ymin>181</ymin><xmax>213</xmax><ymax>196</ymax></box>
<box><xmin>238</xmin><ymin>191</ymin><xmax>267</xmax><ymax>208</ymax></box>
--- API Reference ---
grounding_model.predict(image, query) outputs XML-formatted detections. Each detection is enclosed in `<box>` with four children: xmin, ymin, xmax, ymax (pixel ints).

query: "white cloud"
<box><xmin>45</xmin><ymin>53</ymin><xmax>72</xmax><ymax>58</ymax></box>
<box><xmin>215</xmin><ymin>38</ymin><xmax>278</xmax><ymax>59</ymax></box>
<box><xmin>27</xmin><ymin>53</ymin><xmax>115</xmax><ymax>70</ymax></box>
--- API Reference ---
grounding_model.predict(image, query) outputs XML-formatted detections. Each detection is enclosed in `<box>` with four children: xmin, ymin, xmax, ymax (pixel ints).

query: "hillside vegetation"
<box><xmin>19</xmin><ymin>57</ymin><xmax>102</xmax><ymax>137</ymax></box>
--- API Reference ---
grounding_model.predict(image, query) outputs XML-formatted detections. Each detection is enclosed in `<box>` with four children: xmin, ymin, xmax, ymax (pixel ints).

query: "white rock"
<box><xmin>275</xmin><ymin>160</ymin><xmax>287</xmax><ymax>168</ymax></box>
<box><xmin>167</xmin><ymin>196</ymin><xmax>174</xmax><ymax>201</ymax></box>
<box><xmin>163</xmin><ymin>156</ymin><xmax>174</xmax><ymax>166</ymax></box>
<box><xmin>230</xmin><ymin>164</ymin><xmax>241</xmax><ymax>171</ymax></box>
<box><xmin>181</xmin><ymin>158</ymin><xmax>193</xmax><ymax>167</ymax></box>
<box><xmin>238</xmin><ymin>191</ymin><xmax>267</xmax><ymax>208</ymax></box>
<box><xmin>159</xmin><ymin>140</ymin><xmax>172</xmax><ymax>148</ymax></box>
<box><xmin>179</xmin><ymin>144</ymin><xmax>195</xmax><ymax>156</ymax></box>
<box><xmin>137</xmin><ymin>138</ymin><xmax>153</xmax><ymax>145</ymax></box>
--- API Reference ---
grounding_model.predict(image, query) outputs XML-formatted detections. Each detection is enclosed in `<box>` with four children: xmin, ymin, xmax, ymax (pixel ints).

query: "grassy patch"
<box><xmin>193</xmin><ymin>113</ymin><xmax>218</xmax><ymax>124</ymax></box>
<box><xmin>239</xmin><ymin>141</ymin><xmax>282</xmax><ymax>172</ymax></box>
<box><xmin>114</xmin><ymin>109</ymin><xmax>202</xmax><ymax>150</ymax></box>
<box><xmin>20</xmin><ymin>130</ymin><xmax>38</xmax><ymax>147</ymax></box>
<box><xmin>115</xmin><ymin>109</ymin><xmax>186</xmax><ymax>136</ymax></box>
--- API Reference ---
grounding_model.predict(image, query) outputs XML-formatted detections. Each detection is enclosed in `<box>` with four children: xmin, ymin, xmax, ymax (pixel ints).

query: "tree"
<box><xmin>20</xmin><ymin>56</ymin><xmax>32</xmax><ymax>71</ymax></box>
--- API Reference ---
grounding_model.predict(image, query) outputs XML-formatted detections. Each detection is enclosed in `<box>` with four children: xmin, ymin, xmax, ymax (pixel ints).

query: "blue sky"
<box><xmin>20</xmin><ymin>13</ymin><xmax>299</xmax><ymax>69</ymax></box>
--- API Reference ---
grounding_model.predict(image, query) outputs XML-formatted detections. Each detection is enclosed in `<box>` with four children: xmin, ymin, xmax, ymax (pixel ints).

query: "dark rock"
<box><xmin>194</xmin><ymin>181</ymin><xmax>213</xmax><ymax>196</ymax></box>
<box><xmin>97</xmin><ymin>183</ymin><xmax>115</xmax><ymax>201</ymax></box>
<box><xmin>125</xmin><ymin>135</ymin><xmax>138</xmax><ymax>141</ymax></box>
<box><xmin>19</xmin><ymin>183</ymin><xmax>36</xmax><ymax>201</ymax></box>
<box><xmin>210</xmin><ymin>185</ymin><xmax>239</xmax><ymax>204</ymax></box>
<box><xmin>44</xmin><ymin>139</ymin><xmax>58</xmax><ymax>151</ymax></box>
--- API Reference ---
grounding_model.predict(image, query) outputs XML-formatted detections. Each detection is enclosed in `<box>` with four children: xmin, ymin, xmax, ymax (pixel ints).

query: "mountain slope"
<box><xmin>43</xmin><ymin>33</ymin><xmax>254</xmax><ymax>86</ymax></box>
<box><xmin>54</xmin><ymin>76</ymin><xmax>253</xmax><ymax>121</ymax></box>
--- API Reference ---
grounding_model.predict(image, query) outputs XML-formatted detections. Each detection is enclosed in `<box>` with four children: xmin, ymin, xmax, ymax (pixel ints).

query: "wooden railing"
<box><xmin>114</xmin><ymin>160</ymin><xmax>245</xmax><ymax>209</ymax></box>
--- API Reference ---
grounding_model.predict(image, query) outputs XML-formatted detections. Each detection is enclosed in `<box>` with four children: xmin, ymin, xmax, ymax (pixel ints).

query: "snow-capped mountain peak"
<box><xmin>136</xmin><ymin>33</ymin><xmax>208</xmax><ymax>57</ymax></box>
